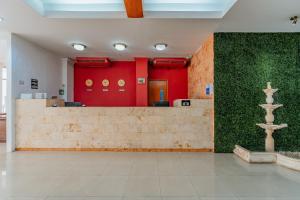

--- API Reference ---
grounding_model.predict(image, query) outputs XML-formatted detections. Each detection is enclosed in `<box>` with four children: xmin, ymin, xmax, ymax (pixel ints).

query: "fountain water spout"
<box><xmin>256</xmin><ymin>82</ymin><xmax>287</xmax><ymax>152</ymax></box>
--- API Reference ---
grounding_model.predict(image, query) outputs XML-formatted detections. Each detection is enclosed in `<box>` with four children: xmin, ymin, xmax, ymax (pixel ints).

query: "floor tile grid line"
<box><xmin>157</xmin><ymin>152</ymin><xmax>163</xmax><ymax>199</ymax></box>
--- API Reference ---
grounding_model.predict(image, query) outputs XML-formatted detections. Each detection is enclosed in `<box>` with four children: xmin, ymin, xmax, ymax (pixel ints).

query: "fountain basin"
<box><xmin>234</xmin><ymin>145</ymin><xmax>276</xmax><ymax>163</ymax></box>
<box><xmin>277</xmin><ymin>152</ymin><xmax>300</xmax><ymax>171</ymax></box>
<box><xmin>234</xmin><ymin>145</ymin><xmax>300</xmax><ymax>171</ymax></box>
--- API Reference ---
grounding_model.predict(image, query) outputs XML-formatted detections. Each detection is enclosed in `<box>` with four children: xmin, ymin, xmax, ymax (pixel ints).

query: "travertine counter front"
<box><xmin>15</xmin><ymin>99</ymin><xmax>213</xmax><ymax>151</ymax></box>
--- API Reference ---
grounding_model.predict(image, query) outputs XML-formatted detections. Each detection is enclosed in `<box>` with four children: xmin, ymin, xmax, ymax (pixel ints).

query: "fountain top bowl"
<box><xmin>259</xmin><ymin>104</ymin><xmax>283</xmax><ymax>110</ymax></box>
<box><xmin>256</xmin><ymin>123</ymin><xmax>288</xmax><ymax>130</ymax></box>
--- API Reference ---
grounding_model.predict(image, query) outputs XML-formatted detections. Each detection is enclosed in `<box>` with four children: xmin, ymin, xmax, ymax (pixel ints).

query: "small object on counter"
<box><xmin>82</xmin><ymin>104</ymin><xmax>86</xmax><ymax>107</ymax></box>
<box><xmin>51</xmin><ymin>96</ymin><xmax>58</xmax><ymax>99</ymax></box>
<box><xmin>52</xmin><ymin>104</ymin><xmax>58</xmax><ymax>107</ymax></box>
<box><xmin>35</xmin><ymin>93</ymin><xmax>47</xmax><ymax>99</ymax></box>
<box><xmin>64</xmin><ymin>102</ymin><xmax>82</xmax><ymax>107</ymax></box>
<box><xmin>20</xmin><ymin>93</ymin><xmax>33</xmax><ymax>99</ymax></box>
<box><xmin>59</xmin><ymin>84</ymin><xmax>65</xmax><ymax>96</ymax></box>
<box><xmin>153</xmin><ymin>101</ymin><xmax>169</xmax><ymax>107</ymax></box>
<box><xmin>181</xmin><ymin>100</ymin><xmax>191</xmax><ymax>106</ymax></box>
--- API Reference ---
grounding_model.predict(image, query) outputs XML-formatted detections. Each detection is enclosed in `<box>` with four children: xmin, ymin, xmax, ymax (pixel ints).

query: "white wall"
<box><xmin>11</xmin><ymin>34</ymin><xmax>62</xmax><ymax>98</ymax></box>
<box><xmin>61</xmin><ymin>58</ymin><xmax>74</xmax><ymax>102</ymax></box>
<box><xmin>6</xmin><ymin>34</ymin><xmax>63</xmax><ymax>152</ymax></box>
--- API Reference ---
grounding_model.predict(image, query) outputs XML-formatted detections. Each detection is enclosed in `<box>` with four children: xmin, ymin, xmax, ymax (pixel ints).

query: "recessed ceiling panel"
<box><xmin>25</xmin><ymin>0</ymin><xmax>127</xmax><ymax>18</ymax></box>
<box><xmin>25</xmin><ymin>0</ymin><xmax>238</xmax><ymax>18</ymax></box>
<box><xmin>144</xmin><ymin>0</ymin><xmax>238</xmax><ymax>18</ymax></box>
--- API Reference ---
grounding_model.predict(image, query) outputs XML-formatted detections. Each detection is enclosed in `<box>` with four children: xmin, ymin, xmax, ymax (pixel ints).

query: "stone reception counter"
<box><xmin>15</xmin><ymin>99</ymin><xmax>213</xmax><ymax>151</ymax></box>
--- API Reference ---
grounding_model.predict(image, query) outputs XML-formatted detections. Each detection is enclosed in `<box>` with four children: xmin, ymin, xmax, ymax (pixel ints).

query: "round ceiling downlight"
<box><xmin>72</xmin><ymin>43</ymin><xmax>86</xmax><ymax>51</ymax></box>
<box><xmin>154</xmin><ymin>43</ymin><xmax>168</xmax><ymax>51</ymax></box>
<box><xmin>113</xmin><ymin>43</ymin><xmax>127</xmax><ymax>51</ymax></box>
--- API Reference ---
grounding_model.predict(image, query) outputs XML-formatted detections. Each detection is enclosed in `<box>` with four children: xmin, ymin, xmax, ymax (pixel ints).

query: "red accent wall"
<box><xmin>74</xmin><ymin>61</ymin><xmax>136</xmax><ymax>106</ymax></box>
<box><xmin>149</xmin><ymin>67</ymin><xmax>188</xmax><ymax>106</ymax></box>
<box><xmin>135</xmin><ymin>58</ymin><xmax>148</xmax><ymax>106</ymax></box>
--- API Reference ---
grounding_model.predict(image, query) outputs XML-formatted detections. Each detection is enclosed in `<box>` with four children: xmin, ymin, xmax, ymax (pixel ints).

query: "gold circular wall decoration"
<box><xmin>102</xmin><ymin>79</ymin><xmax>110</xmax><ymax>87</ymax></box>
<box><xmin>118</xmin><ymin>79</ymin><xmax>126</xmax><ymax>87</ymax></box>
<box><xmin>85</xmin><ymin>79</ymin><xmax>93</xmax><ymax>87</ymax></box>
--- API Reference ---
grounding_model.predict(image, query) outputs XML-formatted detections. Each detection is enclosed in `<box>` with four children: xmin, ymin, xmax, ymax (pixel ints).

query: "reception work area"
<box><xmin>1</xmin><ymin>0</ymin><xmax>300</xmax><ymax>199</ymax></box>
<box><xmin>14</xmin><ymin>55</ymin><xmax>214</xmax><ymax>151</ymax></box>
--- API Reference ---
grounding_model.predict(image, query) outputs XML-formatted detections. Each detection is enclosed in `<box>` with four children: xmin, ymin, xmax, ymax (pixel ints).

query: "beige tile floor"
<box><xmin>0</xmin><ymin>144</ymin><xmax>300</xmax><ymax>200</ymax></box>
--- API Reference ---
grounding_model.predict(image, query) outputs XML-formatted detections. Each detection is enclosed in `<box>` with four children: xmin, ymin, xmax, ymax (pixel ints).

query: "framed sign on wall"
<box><xmin>137</xmin><ymin>78</ymin><xmax>145</xmax><ymax>84</ymax></box>
<box><xmin>31</xmin><ymin>79</ymin><xmax>38</xmax><ymax>89</ymax></box>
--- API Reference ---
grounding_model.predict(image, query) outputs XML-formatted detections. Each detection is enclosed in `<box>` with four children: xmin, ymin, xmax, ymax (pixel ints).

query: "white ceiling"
<box><xmin>0</xmin><ymin>0</ymin><xmax>299</xmax><ymax>60</ymax></box>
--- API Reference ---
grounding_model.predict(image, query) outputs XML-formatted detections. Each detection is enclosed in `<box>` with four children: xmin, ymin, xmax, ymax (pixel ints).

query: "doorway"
<box><xmin>148</xmin><ymin>80</ymin><xmax>168</xmax><ymax>106</ymax></box>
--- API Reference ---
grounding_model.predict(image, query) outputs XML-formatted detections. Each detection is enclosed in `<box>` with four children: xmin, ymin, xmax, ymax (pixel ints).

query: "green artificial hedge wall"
<box><xmin>214</xmin><ymin>33</ymin><xmax>300</xmax><ymax>153</ymax></box>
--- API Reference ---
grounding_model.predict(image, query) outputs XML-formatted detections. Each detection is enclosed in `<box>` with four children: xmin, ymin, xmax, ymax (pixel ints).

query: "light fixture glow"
<box><xmin>72</xmin><ymin>43</ymin><xmax>86</xmax><ymax>51</ymax></box>
<box><xmin>1</xmin><ymin>170</ymin><xmax>6</xmax><ymax>176</ymax></box>
<box><xmin>0</xmin><ymin>17</ymin><xmax>4</xmax><ymax>22</ymax></box>
<box><xmin>154</xmin><ymin>43</ymin><xmax>168</xmax><ymax>51</ymax></box>
<box><xmin>113</xmin><ymin>43</ymin><xmax>127</xmax><ymax>51</ymax></box>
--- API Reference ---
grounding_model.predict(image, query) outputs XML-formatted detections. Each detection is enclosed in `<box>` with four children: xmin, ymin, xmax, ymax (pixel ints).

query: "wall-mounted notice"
<box><xmin>137</xmin><ymin>78</ymin><xmax>145</xmax><ymax>84</ymax></box>
<box><xmin>31</xmin><ymin>79</ymin><xmax>38</xmax><ymax>89</ymax></box>
<box><xmin>205</xmin><ymin>83</ymin><xmax>214</xmax><ymax>96</ymax></box>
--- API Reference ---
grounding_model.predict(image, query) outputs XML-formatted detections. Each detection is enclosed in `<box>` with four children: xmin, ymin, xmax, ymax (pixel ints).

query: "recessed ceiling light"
<box><xmin>154</xmin><ymin>43</ymin><xmax>168</xmax><ymax>51</ymax></box>
<box><xmin>72</xmin><ymin>43</ymin><xmax>86</xmax><ymax>51</ymax></box>
<box><xmin>0</xmin><ymin>17</ymin><xmax>4</xmax><ymax>22</ymax></box>
<box><xmin>113</xmin><ymin>43</ymin><xmax>127</xmax><ymax>51</ymax></box>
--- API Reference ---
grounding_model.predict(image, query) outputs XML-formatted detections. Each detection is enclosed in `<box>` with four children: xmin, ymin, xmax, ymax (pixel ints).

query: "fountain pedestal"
<box><xmin>265</xmin><ymin>130</ymin><xmax>274</xmax><ymax>152</ymax></box>
<box><xmin>256</xmin><ymin>82</ymin><xmax>287</xmax><ymax>152</ymax></box>
<box><xmin>256</xmin><ymin>123</ymin><xmax>288</xmax><ymax>152</ymax></box>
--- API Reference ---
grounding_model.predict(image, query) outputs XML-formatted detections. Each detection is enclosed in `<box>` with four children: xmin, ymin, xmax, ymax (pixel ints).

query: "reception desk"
<box><xmin>15</xmin><ymin>99</ymin><xmax>213</xmax><ymax>151</ymax></box>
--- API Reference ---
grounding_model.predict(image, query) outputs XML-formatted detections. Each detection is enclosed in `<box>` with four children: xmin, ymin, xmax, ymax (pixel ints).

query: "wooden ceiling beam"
<box><xmin>124</xmin><ymin>0</ymin><xmax>144</xmax><ymax>18</ymax></box>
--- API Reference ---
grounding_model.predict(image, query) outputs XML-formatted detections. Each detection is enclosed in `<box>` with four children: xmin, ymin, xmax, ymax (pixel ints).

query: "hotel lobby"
<box><xmin>0</xmin><ymin>0</ymin><xmax>300</xmax><ymax>199</ymax></box>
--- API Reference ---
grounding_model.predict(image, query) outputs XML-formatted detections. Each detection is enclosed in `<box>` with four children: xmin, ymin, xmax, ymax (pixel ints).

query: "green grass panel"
<box><xmin>214</xmin><ymin>33</ymin><xmax>300</xmax><ymax>153</ymax></box>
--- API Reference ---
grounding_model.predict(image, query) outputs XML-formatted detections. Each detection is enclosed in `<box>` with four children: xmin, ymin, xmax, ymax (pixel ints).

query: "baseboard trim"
<box><xmin>15</xmin><ymin>148</ymin><xmax>213</xmax><ymax>152</ymax></box>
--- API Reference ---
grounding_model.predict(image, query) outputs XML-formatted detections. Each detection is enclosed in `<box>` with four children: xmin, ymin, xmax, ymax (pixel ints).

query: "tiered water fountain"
<box><xmin>234</xmin><ymin>83</ymin><xmax>299</xmax><ymax>171</ymax></box>
<box><xmin>256</xmin><ymin>82</ymin><xmax>287</xmax><ymax>152</ymax></box>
